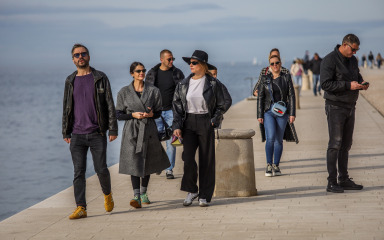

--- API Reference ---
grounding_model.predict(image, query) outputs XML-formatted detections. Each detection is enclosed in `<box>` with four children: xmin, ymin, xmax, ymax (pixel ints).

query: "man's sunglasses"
<box><xmin>134</xmin><ymin>69</ymin><xmax>146</xmax><ymax>73</ymax></box>
<box><xmin>346</xmin><ymin>43</ymin><xmax>359</xmax><ymax>52</ymax></box>
<box><xmin>270</xmin><ymin>61</ymin><xmax>280</xmax><ymax>66</ymax></box>
<box><xmin>190</xmin><ymin>61</ymin><xmax>199</xmax><ymax>65</ymax></box>
<box><xmin>167</xmin><ymin>57</ymin><xmax>175</xmax><ymax>62</ymax></box>
<box><xmin>73</xmin><ymin>52</ymin><xmax>88</xmax><ymax>58</ymax></box>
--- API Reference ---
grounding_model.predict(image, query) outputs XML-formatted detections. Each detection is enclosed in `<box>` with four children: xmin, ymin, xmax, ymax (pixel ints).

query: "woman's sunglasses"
<box><xmin>190</xmin><ymin>61</ymin><xmax>199</xmax><ymax>65</ymax></box>
<box><xmin>270</xmin><ymin>61</ymin><xmax>281</xmax><ymax>66</ymax></box>
<box><xmin>134</xmin><ymin>69</ymin><xmax>146</xmax><ymax>73</ymax></box>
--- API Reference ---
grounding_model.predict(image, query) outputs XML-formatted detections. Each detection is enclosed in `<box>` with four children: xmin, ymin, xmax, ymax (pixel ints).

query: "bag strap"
<box><xmin>267</xmin><ymin>77</ymin><xmax>285</xmax><ymax>103</ymax></box>
<box><xmin>161</xmin><ymin>115</ymin><xmax>169</xmax><ymax>129</ymax></box>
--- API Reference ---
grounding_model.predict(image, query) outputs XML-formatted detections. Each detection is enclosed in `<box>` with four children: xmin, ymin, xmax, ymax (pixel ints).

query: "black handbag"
<box><xmin>158</xmin><ymin>116</ymin><xmax>173</xmax><ymax>141</ymax></box>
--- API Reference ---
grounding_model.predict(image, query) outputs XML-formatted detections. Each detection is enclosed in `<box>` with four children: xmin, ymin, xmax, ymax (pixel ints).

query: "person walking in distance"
<box><xmin>62</xmin><ymin>44</ymin><xmax>118</xmax><ymax>219</ymax></box>
<box><xmin>309</xmin><ymin>53</ymin><xmax>323</xmax><ymax>96</ymax></box>
<box><xmin>321</xmin><ymin>34</ymin><xmax>369</xmax><ymax>193</ymax></box>
<box><xmin>145</xmin><ymin>49</ymin><xmax>185</xmax><ymax>179</ymax></box>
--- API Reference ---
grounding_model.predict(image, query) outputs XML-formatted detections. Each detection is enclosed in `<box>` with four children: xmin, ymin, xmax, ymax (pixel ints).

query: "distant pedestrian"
<box><xmin>145</xmin><ymin>50</ymin><xmax>185</xmax><ymax>179</ymax></box>
<box><xmin>320</xmin><ymin>33</ymin><xmax>369</xmax><ymax>193</ymax></box>
<box><xmin>173</xmin><ymin>50</ymin><xmax>227</xmax><ymax>207</ymax></box>
<box><xmin>303</xmin><ymin>50</ymin><xmax>310</xmax><ymax>74</ymax></box>
<box><xmin>290</xmin><ymin>59</ymin><xmax>304</xmax><ymax>95</ymax></box>
<box><xmin>361</xmin><ymin>54</ymin><xmax>367</xmax><ymax>68</ymax></box>
<box><xmin>309</xmin><ymin>53</ymin><xmax>322</xmax><ymax>96</ymax></box>
<box><xmin>257</xmin><ymin>54</ymin><xmax>298</xmax><ymax>177</ymax></box>
<box><xmin>368</xmin><ymin>51</ymin><xmax>374</xmax><ymax>68</ymax></box>
<box><xmin>116</xmin><ymin>62</ymin><xmax>170</xmax><ymax>208</ymax></box>
<box><xmin>253</xmin><ymin>48</ymin><xmax>290</xmax><ymax>97</ymax></box>
<box><xmin>62</xmin><ymin>43</ymin><xmax>118</xmax><ymax>219</ymax></box>
<box><xmin>376</xmin><ymin>53</ymin><xmax>382</xmax><ymax>69</ymax></box>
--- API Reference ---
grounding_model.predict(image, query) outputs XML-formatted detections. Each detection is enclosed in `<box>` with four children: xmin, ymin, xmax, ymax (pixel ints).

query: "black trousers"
<box><xmin>181</xmin><ymin>113</ymin><xmax>215</xmax><ymax>202</ymax></box>
<box><xmin>70</xmin><ymin>132</ymin><xmax>111</xmax><ymax>207</ymax></box>
<box><xmin>325</xmin><ymin>104</ymin><xmax>355</xmax><ymax>183</ymax></box>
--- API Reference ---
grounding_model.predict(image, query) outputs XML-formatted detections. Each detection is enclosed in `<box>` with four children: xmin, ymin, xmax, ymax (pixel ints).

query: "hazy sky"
<box><xmin>1</xmin><ymin>0</ymin><xmax>383</xmax><ymax>69</ymax></box>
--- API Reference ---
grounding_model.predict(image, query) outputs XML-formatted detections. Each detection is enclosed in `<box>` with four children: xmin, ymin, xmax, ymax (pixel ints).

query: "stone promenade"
<box><xmin>1</xmin><ymin>71</ymin><xmax>384</xmax><ymax>240</ymax></box>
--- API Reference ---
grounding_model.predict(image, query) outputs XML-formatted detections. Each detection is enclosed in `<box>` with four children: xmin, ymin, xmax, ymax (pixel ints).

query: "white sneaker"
<box><xmin>199</xmin><ymin>198</ymin><xmax>209</xmax><ymax>207</ymax></box>
<box><xmin>183</xmin><ymin>192</ymin><xmax>198</xmax><ymax>206</ymax></box>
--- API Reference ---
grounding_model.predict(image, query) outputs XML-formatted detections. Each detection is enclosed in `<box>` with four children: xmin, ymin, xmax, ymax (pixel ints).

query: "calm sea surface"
<box><xmin>0</xmin><ymin>62</ymin><xmax>266</xmax><ymax>221</ymax></box>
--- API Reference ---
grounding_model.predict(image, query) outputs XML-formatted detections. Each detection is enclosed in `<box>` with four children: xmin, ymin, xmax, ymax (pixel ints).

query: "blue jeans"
<box><xmin>155</xmin><ymin>110</ymin><xmax>176</xmax><ymax>171</ymax></box>
<box><xmin>313</xmin><ymin>74</ymin><xmax>321</xmax><ymax>96</ymax></box>
<box><xmin>264</xmin><ymin>109</ymin><xmax>288</xmax><ymax>166</ymax></box>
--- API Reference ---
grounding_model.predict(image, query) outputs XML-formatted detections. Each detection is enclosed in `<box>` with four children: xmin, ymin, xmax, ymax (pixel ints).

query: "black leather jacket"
<box><xmin>172</xmin><ymin>74</ymin><xmax>227</xmax><ymax>130</ymax></box>
<box><xmin>257</xmin><ymin>72</ymin><xmax>296</xmax><ymax>119</ymax></box>
<box><xmin>145</xmin><ymin>63</ymin><xmax>185</xmax><ymax>86</ymax></box>
<box><xmin>62</xmin><ymin>67</ymin><xmax>118</xmax><ymax>138</ymax></box>
<box><xmin>320</xmin><ymin>45</ymin><xmax>363</xmax><ymax>108</ymax></box>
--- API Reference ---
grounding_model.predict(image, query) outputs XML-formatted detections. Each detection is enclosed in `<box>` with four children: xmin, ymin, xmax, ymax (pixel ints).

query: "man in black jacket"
<box><xmin>310</xmin><ymin>53</ymin><xmax>322</xmax><ymax>96</ymax></box>
<box><xmin>145</xmin><ymin>49</ymin><xmax>185</xmax><ymax>179</ymax></box>
<box><xmin>62</xmin><ymin>44</ymin><xmax>118</xmax><ymax>219</ymax></box>
<box><xmin>320</xmin><ymin>34</ymin><xmax>369</xmax><ymax>193</ymax></box>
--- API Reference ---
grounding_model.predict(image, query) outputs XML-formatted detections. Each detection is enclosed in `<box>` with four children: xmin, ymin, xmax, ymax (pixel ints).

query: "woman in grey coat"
<box><xmin>116</xmin><ymin>62</ymin><xmax>170</xmax><ymax>208</ymax></box>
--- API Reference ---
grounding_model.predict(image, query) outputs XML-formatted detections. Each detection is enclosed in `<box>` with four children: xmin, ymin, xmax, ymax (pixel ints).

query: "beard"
<box><xmin>76</xmin><ymin>59</ymin><xmax>89</xmax><ymax>69</ymax></box>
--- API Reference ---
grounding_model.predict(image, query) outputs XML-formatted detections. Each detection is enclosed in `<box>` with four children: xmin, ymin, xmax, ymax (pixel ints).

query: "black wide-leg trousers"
<box><xmin>180</xmin><ymin>113</ymin><xmax>215</xmax><ymax>202</ymax></box>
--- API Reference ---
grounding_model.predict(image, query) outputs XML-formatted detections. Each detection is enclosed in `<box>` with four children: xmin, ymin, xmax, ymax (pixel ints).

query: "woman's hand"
<box><xmin>289</xmin><ymin>116</ymin><xmax>296</xmax><ymax>123</ymax></box>
<box><xmin>173</xmin><ymin>129</ymin><xmax>182</xmax><ymax>138</ymax></box>
<box><xmin>143</xmin><ymin>107</ymin><xmax>153</xmax><ymax>118</ymax></box>
<box><xmin>132</xmin><ymin>112</ymin><xmax>144</xmax><ymax>119</ymax></box>
<box><xmin>258</xmin><ymin>118</ymin><xmax>264</xmax><ymax>124</ymax></box>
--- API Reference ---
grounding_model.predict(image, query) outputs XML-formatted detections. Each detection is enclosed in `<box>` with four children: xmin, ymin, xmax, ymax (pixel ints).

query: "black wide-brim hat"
<box><xmin>182</xmin><ymin>50</ymin><xmax>214</xmax><ymax>69</ymax></box>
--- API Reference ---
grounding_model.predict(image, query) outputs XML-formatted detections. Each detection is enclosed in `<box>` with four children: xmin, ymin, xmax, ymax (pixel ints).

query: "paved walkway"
<box><xmin>1</xmin><ymin>72</ymin><xmax>384</xmax><ymax>240</ymax></box>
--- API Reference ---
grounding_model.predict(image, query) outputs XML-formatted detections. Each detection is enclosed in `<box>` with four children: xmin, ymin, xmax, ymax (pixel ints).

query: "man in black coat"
<box><xmin>145</xmin><ymin>49</ymin><xmax>184</xmax><ymax>179</ymax></box>
<box><xmin>310</xmin><ymin>53</ymin><xmax>322</xmax><ymax>96</ymax></box>
<box><xmin>320</xmin><ymin>34</ymin><xmax>369</xmax><ymax>193</ymax></box>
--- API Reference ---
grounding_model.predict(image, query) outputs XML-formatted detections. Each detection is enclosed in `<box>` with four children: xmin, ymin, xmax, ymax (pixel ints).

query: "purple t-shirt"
<box><xmin>72</xmin><ymin>73</ymin><xmax>99</xmax><ymax>134</ymax></box>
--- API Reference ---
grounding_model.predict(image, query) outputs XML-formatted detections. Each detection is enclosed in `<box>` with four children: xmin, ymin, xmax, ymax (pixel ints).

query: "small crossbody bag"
<box><xmin>267</xmin><ymin>80</ymin><xmax>287</xmax><ymax>117</ymax></box>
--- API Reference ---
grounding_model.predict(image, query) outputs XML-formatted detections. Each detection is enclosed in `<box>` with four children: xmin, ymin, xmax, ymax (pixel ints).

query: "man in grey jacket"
<box><xmin>62</xmin><ymin>43</ymin><xmax>118</xmax><ymax>219</ymax></box>
<box><xmin>320</xmin><ymin>34</ymin><xmax>369</xmax><ymax>193</ymax></box>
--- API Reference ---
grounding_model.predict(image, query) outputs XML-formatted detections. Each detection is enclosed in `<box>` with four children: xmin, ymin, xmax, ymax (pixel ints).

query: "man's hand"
<box><xmin>361</xmin><ymin>81</ymin><xmax>370</xmax><ymax>90</ymax></box>
<box><xmin>258</xmin><ymin>118</ymin><xmax>264</xmax><ymax>124</ymax></box>
<box><xmin>350</xmin><ymin>81</ymin><xmax>363</xmax><ymax>90</ymax></box>
<box><xmin>109</xmin><ymin>135</ymin><xmax>117</xmax><ymax>142</ymax></box>
<box><xmin>173</xmin><ymin>129</ymin><xmax>182</xmax><ymax>138</ymax></box>
<box><xmin>64</xmin><ymin>138</ymin><xmax>71</xmax><ymax>144</ymax></box>
<box><xmin>254</xmin><ymin>90</ymin><xmax>258</xmax><ymax>97</ymax></box>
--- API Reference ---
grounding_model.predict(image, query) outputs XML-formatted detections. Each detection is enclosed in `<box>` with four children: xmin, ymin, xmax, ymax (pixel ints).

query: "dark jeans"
<box><xmin>70</xmin><ymin>132</ymin><xmax>111</xmax><ymax>206</ymax></box>
<box><xmin>325</xmin><ymin>104</ymin><xmax>355</xmax><ymax>183</ymax></box>
<box><xmin>181</xmin><ymin>113</ymin><xmax>215</xmax><ymax>202</ymax></box>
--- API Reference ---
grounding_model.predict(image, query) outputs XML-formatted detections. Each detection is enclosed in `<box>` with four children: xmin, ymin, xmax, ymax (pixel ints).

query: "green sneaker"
<box><xmin>140</xmin><ymin>193</ymin><xmax>151</xmax><ymax>204</ymax></box>
<box><xmin>130</xmin><ymin>195</ymin><xmax>142</xmax><ymax>208</ymax></box>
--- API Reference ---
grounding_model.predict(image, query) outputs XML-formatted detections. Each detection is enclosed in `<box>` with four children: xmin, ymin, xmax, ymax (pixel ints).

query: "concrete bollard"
<box><xmin>214</xmin><ymin>129</ymin><xmax>257</xmax><ymax>197</ymax></box>
<box><xmin>302</xmin><ymin>73</ymin><xmax>310</xmax><ymax>90</ymax></box>
<box><xmin>294</xmin><ymin>85</ymin><xmax>300</xmax><ymax>109</ymax></box>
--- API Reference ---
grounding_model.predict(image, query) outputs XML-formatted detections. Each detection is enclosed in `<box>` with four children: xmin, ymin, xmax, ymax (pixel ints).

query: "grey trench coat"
<box><xmin>116</xmin><ymin>82</ymin><xmax>170</xmax><ymax>177</ymax></box>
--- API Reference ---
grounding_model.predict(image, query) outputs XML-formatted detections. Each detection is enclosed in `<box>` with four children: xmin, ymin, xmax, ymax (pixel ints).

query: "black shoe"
<box><xmin>339</xmin><ymin>178</ymin><xmax>363</xmax><ymax>190</ymax></box>
<box><xmin>326</xmin><ymin>182</ymin><xmax>344</xmax><ymax>193</ymax></box>
<box><xmin>166</xmin><ymin>170</ymin><xmax>174</xmax><ymax>179</ymax></box>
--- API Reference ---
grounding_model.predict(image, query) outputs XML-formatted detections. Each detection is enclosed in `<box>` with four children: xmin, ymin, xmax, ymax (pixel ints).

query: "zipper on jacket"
<box><xmin>94</xmin><ymin>79</ymin><xmax>104</xmax><ymax>136</ymax></box>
